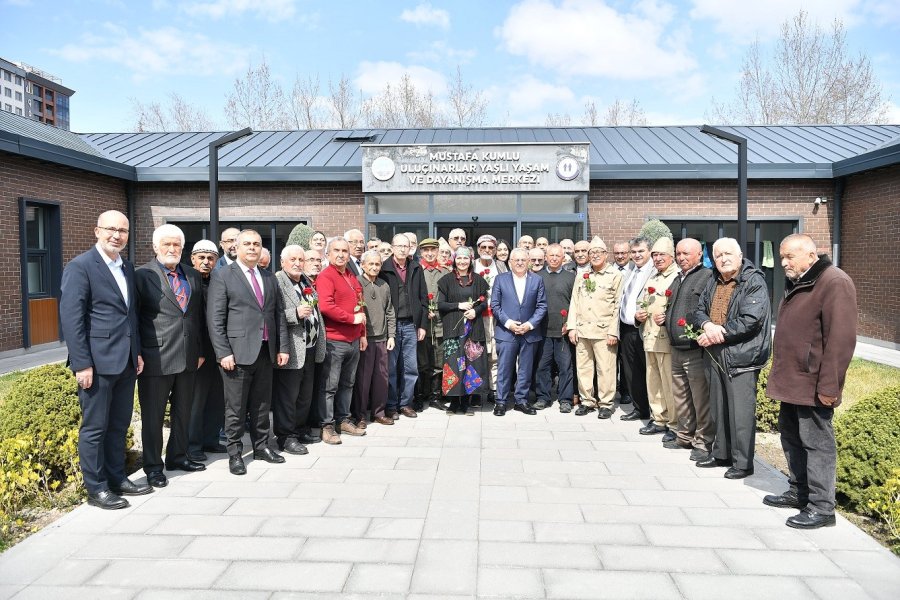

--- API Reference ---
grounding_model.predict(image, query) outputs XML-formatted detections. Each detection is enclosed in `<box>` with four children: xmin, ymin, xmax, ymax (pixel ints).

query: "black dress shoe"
<box><xmin>619</xmin><ymin>410</ymin><xmax>643</xmax><ymax>421</ymax></box>
<box><xmin>229</xmin><ymin>455</ymin><xmax>247</xmax><ymax>475</ymax></box>
<box><xmin>724</xmin><ymin>466</ymin><xmax>754</xmax><ymax>479</ymax></box>
<box><xmin>299</xmin><ymin>432</ymin><xmax>321</xmax><ymax>444</ymax></box>
<box><xmin>763</xmin><ymin>490</ymin><xmax>807</xmax><ymax>509</ymax></box>
<box><xmin>597</xmin><ymin>407</ymin><xmax>614</xmax><ymax>419</ymax></box>
<box><xmin>110</xmin><ymin>478</ymin><xmax>153</xmax><ymax>496</ymax></box>
<box><xmin>87</xmin><ymin>489</ymin><xmax>129</xmax><ymax>510</ymax></box>
<box><xmin>493</xmin><ymin>404</ymin><xmax>507</xmax><ymax>416</ymax></box>
<box><xmin>532</xmin><ymin>400</ymin><xmax>550</xmax><ymax>410</ymax></box>
<box><xmin>166</xmin><ymin>459</ymin><xmax>207</xmax><ymax>472</ymax></box>
<box><xmin>662</xmin><ymin>440</ymin><xmax>691</xmax><ymax>450</ymax></box>
<box><xmin>281</xmin><ymin>439</ymin><xmax>309</xmax><ymax>455</ymax></box>
<box><xmin>202</xmin><ymin>444</ymin><xmax>228</xmax><ymax>454</ymax></box>
<box><xmin>559</xmin><ymin>402</ymin><xmax>573</xmax><ymax>413</ymax></box>
<box><xmin>695</xmin><ymin>455</ymin><xmax>732</xmax><ymax>468</ymax></box>
<box><xmin>639</xmin><ymin>423</ymin><xmax>667</xmax><ymax>435</ymax></box>
<box><xmin>575</xmin><ymin>405</ymin><xmax>595</xmax><ymax>416</ymax></box>
<box><xmin>187</xmin><ymin>451</ymin><xmax>208</xmax><ymax>462</ymax></box>
<box><xmin>514</xmin><ymin>404</ymin><xmax>537</xmax><ymax>415</ymax></box>
<box><xmin>147</xmin><ymin>472</ymin><xmax>168</xmax><ymax>488</ymax></box>
<box><xmin>661</xmin><ymin>430</ymin><xmax>677</xmax><ymax>443</ymax></box>
<box><xmin>253</xmin><ymin>448</ymin><xmax>286</xmax><ymax>463</ymax></box>
<box><xmin>786</xmin><ymin>508</ymin><xmax>836</xmax><ymax>529</ymax></box>
<box><xmin>689</xmin><ymin>447</ymin><xmax>708</xmax><ymax>461</ymax></box>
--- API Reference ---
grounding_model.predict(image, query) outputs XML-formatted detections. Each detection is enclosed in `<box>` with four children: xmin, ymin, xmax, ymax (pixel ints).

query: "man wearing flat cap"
<box><xmin>566</xmin><ymin>237</ymin><xmax>624</xmax><ymax>418</ymax></box>
<box><xmin>416</xmin><ymin>238</ymin><xmax>450</xmax><ymax>410</ymax></box>
<box><xmin>634</xmin><ymin>237</ymin><xmax>680</xmax><ymax>437</ymax></box>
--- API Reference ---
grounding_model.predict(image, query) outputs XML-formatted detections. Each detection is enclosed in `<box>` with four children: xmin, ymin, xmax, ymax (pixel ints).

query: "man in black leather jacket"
<box><xmin>690</xmin><ymin>237</ymin><xmax>771</xmax><ymax>480</ymax></box>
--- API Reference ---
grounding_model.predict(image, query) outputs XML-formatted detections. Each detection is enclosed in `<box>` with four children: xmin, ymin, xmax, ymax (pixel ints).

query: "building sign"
<box><xmin>362</xmin><ymin>143</ymin><xmax>589</xmax><ymax>193</ymax></box>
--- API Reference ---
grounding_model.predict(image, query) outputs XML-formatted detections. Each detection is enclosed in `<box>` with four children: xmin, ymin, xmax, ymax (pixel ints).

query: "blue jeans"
<box><xmin>388</xmin><ymin>320</ymin><xmax>419</xmax><ymax>410</ymax></box>
<box><xmin>535</xmin><ymin>336</ymin><xmax>574</xmax><ymax>405</ymax></box>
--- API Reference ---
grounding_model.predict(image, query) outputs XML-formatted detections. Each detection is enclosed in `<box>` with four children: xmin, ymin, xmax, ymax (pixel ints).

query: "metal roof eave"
<box><xmin>832</xmin><ymin>142</ymin><xmax>900</xmax><ymax>177</ymax></box>
<box><xmin>133</xmin><ymin>165</ymin><xmax>363</xmax><ymax>183</ymax></box>
<box><xmin>589</xmin><ymin>163</ymin><xmax>834</xmax><ymax>180</ymax></box>
<box><xmin>0</xmin><ymin>130</ymin><xmax>136</xmax><ymax>180</ymax></box>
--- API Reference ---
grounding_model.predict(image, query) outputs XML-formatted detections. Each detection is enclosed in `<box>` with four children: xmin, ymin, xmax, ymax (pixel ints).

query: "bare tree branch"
<box><xmin>129</xmin><ymin>93</ymin><xmax>214</xmax><ymax>132</ymax></box>
<box><xmin>447</xmin><ymin>66</ymin><xmax>488</xmax><ymax>127</ymax></box>
<box><xmin>224</xmin><ymin>57</ymin><xmax>288</xmax><ymax>129</ymax></box>
<box><xmin>327</xmin><ymin>75</ymin><xmax>360</xmax><ymax>129</ymax></box>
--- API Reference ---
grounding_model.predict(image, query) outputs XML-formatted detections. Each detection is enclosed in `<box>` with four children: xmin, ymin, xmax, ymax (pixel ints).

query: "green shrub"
<box><xmin>755</xmin><ymin>357</ymin><xmax>778</xmax><ymax>432</ymax></box>
<box><xmin>638</xmin><ymin>219</ymin><xmax>673</xmax><ymax>247</ymax></box>
<box><xmin>869</xmin><ymin>468</ymin><xmax>900</xmax><ymax>555</ymax></box>
<box><xmin>835</xmin><ymin>385</ymin><xmax>900</xmax><ymax>514</ymax></box>
<box><xmin>287</xmin><ymin>223</ymin><xmax>314</xmax><ymax>250</ymax></box>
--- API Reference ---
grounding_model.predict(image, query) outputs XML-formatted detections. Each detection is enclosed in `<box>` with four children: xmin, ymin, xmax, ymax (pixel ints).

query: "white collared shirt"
<box><xmin>620</xmin><ymin>261</ymin><xmax>655</xmax><ymax>325</ymax></box>
<box><xmin>238</xmin><ymin>260</ymin><xmax>264</xmax><ymax>299</ymax></box>
<box><xmin>95</xmin><ymin>244</ymin><xmax>128</xmax><ymax>307</ymax></box>
<box><xmin>512</xmin><ymin>272</ymin><xmax>528</xmax><ymax>304</ymax></box>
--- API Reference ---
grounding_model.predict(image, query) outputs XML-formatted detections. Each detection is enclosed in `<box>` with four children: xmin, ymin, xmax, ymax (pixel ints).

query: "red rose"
<box><xmin>583</xmin><ymin>273</ymin><xmax>590</xmax><ymax>279</ymax></box>
<box><xmin>560</xmin><ymin>309</ymin><xmax>568</xmax><ymax>317</ymax></box>
<box><xmin>664</xmin><ymin>289</ymin><xmax>672</xmax><ymax>297</ymax></box>
<box><xmin>428</xmin><ymin>293</ymin><xmax>434</xmax><ymax>300</ymax></box>
<box><xmin>677</xmin><ymin>318</ymin><xmax>687</xmax><ymax>327</ymax></box>
<box><xmin>303</xmin><ymin>287</ymin><xmax>313</xmax><ymax>295</ymax></box>
<box><xmin>478</xmin><ymin>295</ymin><xmax>486</xmax><ymax>302</ymax></box>
<box><xmin>482</xmin><ymin>270</ymin><xmax>489</xmax><ymax>276</ymax></box>
<box><xmin>647</xmin><ymin>287</ymin><xmax>656</xmax><ymax>294</ymax></box>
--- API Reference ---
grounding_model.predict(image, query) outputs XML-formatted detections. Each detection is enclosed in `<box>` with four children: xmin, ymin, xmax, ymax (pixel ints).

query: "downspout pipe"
<box><xmin>832</xmin><ymin>177</ymin><xmax>845</xmax><ymax>266</ymax></box>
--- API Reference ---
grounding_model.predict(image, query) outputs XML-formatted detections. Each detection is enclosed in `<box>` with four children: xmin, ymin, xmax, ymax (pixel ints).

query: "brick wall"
<box><xmin>587</xmin><ymin>179</ymin><xmax>834</xmax><ymax>249</ymax></box>
<box><xmin>132</xmin><ymin>181</ymin><xmax>364</xmax><ymax>264</ymax></box>
<box><xmin>842</xmin><ymin>164</ymin><xmax>900</xmax><ymax>344</ymax></box>
<box><xmin>0</xmin><ymin>152</ymin><xmax>127</xmax><ymax>352</ymax></box>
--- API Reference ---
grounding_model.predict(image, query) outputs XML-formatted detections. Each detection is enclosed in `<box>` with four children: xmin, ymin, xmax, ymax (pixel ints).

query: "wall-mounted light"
<box><xmin>814</xmin><ymin>197</ymin><xmax>828</xmax><ymax>205</ymax></box>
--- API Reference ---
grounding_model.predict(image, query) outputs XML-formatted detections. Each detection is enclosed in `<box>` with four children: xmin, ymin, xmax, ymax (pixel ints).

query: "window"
<box><xmin>433</xmin><ymin>194</ymin><xmax>516</xmax><ymax>214</ymax></box>
<box><xmin>25</xmin><ymin>205</ymin><xmax>50</xmax><ymax>296</ymax></box>
<box><xmin>45</xmin><ymin>90</ymin><xmax>53</xmax><ymax>102</ymax></box>
<box><xmin>15</xmin><ymin>108</ymin><xmax>22</xmax><ymax>115</ymax></box>
<box><xmin>45</xmin><ymin>106</ymin><xmax>53</xmax><ymax>116</ymax></box>
<box><xmin>33</xmin><ymin>99</ymin><xmax>42</xmax><ymax>113</ymax></box>
<box><xmin>15</xmin><ymin>75</ymin><xmax>22</xmax><ymax>86</ymax></box>
<box><xmin>3</xmin><ymin>88</ymin><xmax>11</xmax><ymax>97</ymax></box>
<box><xmin>15</xmin><ymin>91</ymin><xmax>22</xmax><ymax>101</ymax></box>
<box><xmin>2</xmin><ymin>71</ymin><xmax>10</xmax><ymax>82</ymax></box>
<box><xmin>3</xmin><ymin>104</ymin><xmax>11</xmax><ymax>112</ymax></box>
<box><xmin>32</xmin><ymin>85</ymin><xmax>42</xmax><ymax>97</ymax></box>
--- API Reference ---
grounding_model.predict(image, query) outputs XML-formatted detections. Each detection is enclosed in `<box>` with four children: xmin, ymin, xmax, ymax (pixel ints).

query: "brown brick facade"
<box><xmin>841</xmin><ymin>164</ymin><xmax>900</xmax><ymax>344</ymax></box>
<box><xmin>0</xmin><ymin>152</ymin><xmax>127</xmax><ymax>352</ymax></box>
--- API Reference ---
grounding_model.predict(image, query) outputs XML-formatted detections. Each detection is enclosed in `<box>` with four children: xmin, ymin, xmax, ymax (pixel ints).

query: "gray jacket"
<box><xmin>359</xmin><ymin>274</ymin><xmax>396</xmax><ymax>341</ymax></box>
<box><xmin>275</xmin><ymin>270</ymin><xmax>327</xmax><ymax>369</ymax></box>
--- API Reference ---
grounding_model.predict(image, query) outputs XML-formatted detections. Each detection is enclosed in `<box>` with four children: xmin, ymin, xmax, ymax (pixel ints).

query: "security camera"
<box><xmin>471</xmin><ymin>216</ymin><xmax>479</xmax><ymax>223</ymax></box>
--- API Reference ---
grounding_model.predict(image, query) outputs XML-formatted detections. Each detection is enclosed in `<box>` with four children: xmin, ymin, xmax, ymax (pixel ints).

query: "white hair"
<box><xmin>361</xmin><ymin>249</ymin><xmax>383</xmax><ymax>264</ymax></box>
<box><xmin>449</xmin><ymin>228</ymin><xmax>466</xmax><ymax>239</ymax></box>
<box><xmin>344</xmin><ymin>228</ymin><xmax>364</xmax><ymax>240</ymax></box>
<box><xmin>280</xmin><ymin>244</ymin><xmax>305</xmax><ymax>262</ymax></box>
<box><xmin>509</xmin><ymin>247</ymin><xmax>530</xmax><ymax>260</ymax></box>
<box><xmin>326</xmin><ymin>236</ymin><xmax>348</xmax><ymax>254</ymax></box>
<box><xmin>712</xmin><ymin>237</ymin><xmax>742</xmax><ymax>257</ymax></box>
<box><xmin>152</xmin><ymin>223</ymin><xmax>185</xmax><ymax>248</ymax></box>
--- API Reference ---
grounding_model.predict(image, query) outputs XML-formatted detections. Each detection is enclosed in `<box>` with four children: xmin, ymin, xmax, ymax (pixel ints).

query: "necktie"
<box><xmin>248</xmin><ymin>268</ymin><xmax>268</xmax><ymax>341</ymax></box>
<box><xmin>168</xmin><ymin>270</ymin><xmax>188</xmax><ymax>311</ymax></box>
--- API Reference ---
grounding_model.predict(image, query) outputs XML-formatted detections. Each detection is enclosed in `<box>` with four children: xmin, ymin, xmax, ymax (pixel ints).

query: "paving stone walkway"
<box><xmin>2</xmin><ymin>403</ymin><xmax>899</xmax><ymax>600</ymax></box>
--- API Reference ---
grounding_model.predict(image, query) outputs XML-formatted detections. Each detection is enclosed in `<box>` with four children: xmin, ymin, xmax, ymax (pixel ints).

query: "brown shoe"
<box><xmin>322</xmin><ymin>424</ymin><xmax>342</xmax><ymax>445</ymax></box>
<box><xmin>400</xmin><ymin>407</ymin><xmax>417</xmax><ymax>418</ymax></box>
<box><xmin>357</xmin><ymin>419</ymin><xmax>368</xmax><ymax>429</ymax></box>
<box><xmin>374</xmin><ymin>416</ymin><xmax>394</xmax><ymax>425</ymax></box>
<box><xmin>339</xmin><ymin>420</ymin><xmax>366</xmax><ymax>436</ymax></box>
<box><xmin>385</xmin><ymin>411</ymin><xmax>397</xmax><ymax>421</ymax></box>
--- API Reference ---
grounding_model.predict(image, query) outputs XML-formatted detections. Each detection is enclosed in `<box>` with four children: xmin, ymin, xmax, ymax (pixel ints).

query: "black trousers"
<box><xmin>707</xmin><ymin>353</ymin><xmax>757</xmax><ymax>471</ymax></box>
<box><xmin>618</xmin><ymin>321</ymin><xmax>649</xmax><ymax>417</ymax></box>
<box><xmin>779</xmin><ymin>403</ymin><xmax>837</xmax><ymax>514</ymax></box>
<box><xmin>221</xmin><ymin>344</ymin><xmax>273</xmax><ymax>456</ymax></box>
<box><xmin>273</xmin><ymin>347</ymin><xmax>316</xmax><ymax>445</ymax></box>
<box><xmin>188</xmin><ymin>357</ymin><xmax>224</xmax><ymax>454</ymax></box>
<box><xmin>138</xmin><ymin>370</ymin><xmax>196</xmax><ymax>473</ymax></box>
<box><xmin>78</xmin><ymin>366</ymin><xmax>136</xmax><ymax>493</ymax></box>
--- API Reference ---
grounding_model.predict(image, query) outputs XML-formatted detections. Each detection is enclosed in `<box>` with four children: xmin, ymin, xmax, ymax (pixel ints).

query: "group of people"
<box><xmin>60</xmin><ymin>210</ymin><xmax>857</xmax><ymax>531</ymax></box>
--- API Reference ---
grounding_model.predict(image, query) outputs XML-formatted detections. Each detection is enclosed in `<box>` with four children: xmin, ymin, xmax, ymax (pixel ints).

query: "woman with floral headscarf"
<box><xmin>437</xmin><ymin>247</ymin><xmax>490</xmax><ymax>415</ymax></box>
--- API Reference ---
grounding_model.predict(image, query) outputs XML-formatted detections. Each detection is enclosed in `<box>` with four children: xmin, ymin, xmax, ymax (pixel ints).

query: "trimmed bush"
<box><xmin>287</xmin><ymin>223</ymin><xmax>314</xmax><ymax>250</ymax></box>
<box><xmin>868</xmin><ymin>468</ymin><xmax>900</xmax><ymax>554</ymax></box>
<box><xmin>638</xmin><ymin>219</ymin><xmax>673</xmax><ymax>247</ymax></box>
<box><xmin>755</xmin><ymin>357</ymin><xmax>779</xmax><ymax>432</ymax></box>
<box><xmin>835</xmin><ymin>385</ymin><xmax>900</xmax><ymax>514</ymax></box>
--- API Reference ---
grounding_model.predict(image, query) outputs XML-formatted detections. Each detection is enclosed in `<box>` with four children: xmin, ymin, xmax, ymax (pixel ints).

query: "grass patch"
<box><xmin>837</xmin><ymin>358</ymin><xmax>900</xmax><ymax>414</ymax></box>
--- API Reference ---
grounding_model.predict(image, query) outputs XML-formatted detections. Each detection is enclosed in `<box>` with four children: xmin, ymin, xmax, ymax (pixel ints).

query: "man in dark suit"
<box><xmin>207</xmin><ymin>229</ymin><xmax>291</xmax><ymax>475</ymax></box>
<box><xmin>135</xmin><ymin>224</ymin><xmax>207</xmax><ymax>489</ymax></box>
<box><xmin>60</xmin><ymin>210</ymin><xmax>150</xmax><ymax>509</ymax></box>
<box><xmin>214</xmin><ymin>227</ymin><xmax>240</xmax><ymax>270</ymax></box>
<box><xmin>345</xmin><ymin>228</ymin><xmax>366</xmax><ymax>275</ymax></box>
<box><xmin>490</xmin><ymin>247</ymin><xmax>547</xmax><ymax>416</ymax></box>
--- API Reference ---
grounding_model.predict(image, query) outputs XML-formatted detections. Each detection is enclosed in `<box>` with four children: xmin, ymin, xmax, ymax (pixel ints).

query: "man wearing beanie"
<box><xmin>634</xmin><ymin>237</ymin><xmax>680</xmax><ymax>438</ymax></box>
<box><xmin>474</xmin><ymin>234</ymin><xmax>507</xmax><ymax>404</ymax></box>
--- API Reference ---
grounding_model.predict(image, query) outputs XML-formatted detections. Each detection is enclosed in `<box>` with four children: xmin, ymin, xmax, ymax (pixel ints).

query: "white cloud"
<box><xmin>886</xmin><ymin>101</ymin><xmax>900</xmax><ymax>123</ymax></box>
<box><xmin>180</xmin><ymin>0</ymin><xmax>298</xmax><ymax>21</ymax></box>
<box><xmin>406</xmin><ymin>41</ymin><xmax>476</xmax><ymax>64</ymax></box>
<box><xmin>690</xmin><ymin>0</ymin><xmax>863</xmax><ymax>43</ymax></box>
<box><xmin>51</xmin><ymin>24</ymin><xmax>251</xmax><ymax>81</ymax></box>
<box><xmin>497</xmin><ymin>0</ymin><xmax>696</xmax><ymax>80</ymax></box>
<box><xmin>400</xmin><ymin>3</ymin><xmax>450</xmax><ymax>28</ymax></box>
<box><xmin>505</xmin><ymin>75</ymin><xmax>576</xmax><ymax>114</ymax></box>
<box><xmin>355</xmin><ymin>61</ymin><xmax>448</xmax><ymax>96</ymax></box>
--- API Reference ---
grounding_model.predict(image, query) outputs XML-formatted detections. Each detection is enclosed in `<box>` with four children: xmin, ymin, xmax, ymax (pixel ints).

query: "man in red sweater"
<box><xmin>315</xmin><ymin>238</ymin><xmax>368</xmax><ymax>444</ymax></box>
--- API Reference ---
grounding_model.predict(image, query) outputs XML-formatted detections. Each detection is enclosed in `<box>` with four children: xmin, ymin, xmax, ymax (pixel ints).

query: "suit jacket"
<box><xmin>135</xmin><ymin>261</ymin><xmax>205</xmax><ymax>376</ymax></box>
<box><xmin>59</xmin><ymin>246</ymin><xmax>140</xmax><ymax>375</ymax></box>
<box><xmin>347</xmin><ymin>257</ymin><xmax>362</xmax><ymax>276</ymax></box>
<box><xmin>378</xmin><ymin>257</ymin><xmax>428</xmax><ymax>329</ymax></box>
<box><xmin>214</xmin><ymin>255</ymin><xmax>230</xmax><ymax>271</ymax></box>
<box><xmin>490</xmin><ymin>271</ymin><xmax>547</xmax><ymax>344</ymax></box>
<box><xmin>207</xmin><ymin>261</ymin><xmax>290</xmax><ymax>365</ymax></box>
<box><xmin>275</xmin><ymin>270</ymin><xmax>327</xmax><ymax>369</ymax></box>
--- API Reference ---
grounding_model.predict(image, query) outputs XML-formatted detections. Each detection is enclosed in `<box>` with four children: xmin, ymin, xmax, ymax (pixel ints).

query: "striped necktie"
<box><xmin>167</xmin><ymin>270</ymin><xmax>188</xmax><ymax>311</ymax></box>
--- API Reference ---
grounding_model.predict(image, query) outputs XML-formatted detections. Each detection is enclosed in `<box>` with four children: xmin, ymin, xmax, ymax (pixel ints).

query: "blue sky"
<box><xmin>2</xmin><ymin>0</ymin><xmax>899</xmax><ymax>132</ymax></box>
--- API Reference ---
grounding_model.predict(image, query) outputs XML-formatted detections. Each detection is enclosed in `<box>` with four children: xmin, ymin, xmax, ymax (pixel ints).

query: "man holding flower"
<box><xmin>535</xmin><ymin>243</ymin><xmax>577</xmax><ymax>411</ymax></box>
<box><xmin>416</xmin><ymin>238</ymin><xmax>450</xmax><ymax>410</ymax></box>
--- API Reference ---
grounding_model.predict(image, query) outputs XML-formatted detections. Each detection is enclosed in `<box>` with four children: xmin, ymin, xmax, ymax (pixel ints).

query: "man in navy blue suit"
<box><xmin>60</xmin><ymin>210</ymin><xmax>149</xmax><ymax>509</ymax></box>
<box><xmin>490</xmin><ymin>247</ymin><xmax>547</xmax><ymax>416</ymax></box>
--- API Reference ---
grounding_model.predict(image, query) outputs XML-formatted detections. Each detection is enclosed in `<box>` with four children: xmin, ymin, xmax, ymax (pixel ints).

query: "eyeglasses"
<box><xmin>99</xmin><ymin>226</ymin><xmax>129</xmax><ymax>235</ymax></box>
<box><xmin>573</xmin><ymin>249</ymin><xmax>588</xmax><ymax>254</ymax></box>
<box><xmin>450</xmin><ymin>236</ymin><xmax>466</xmax><ymax>241</ymax></box>
<box><xmin>589</xmin><ymin>249</ymin><xmax>607</xmax><ymax>256</ymax></box>
<box><xmin>478</xmin><ymin>245</ymin><xmax>495</xmax><ymax>250</ymax></box>
<box><xmin>530</xmin><ymin>258</ymin><xmax>543</xmax><ymax>263</ymax></box>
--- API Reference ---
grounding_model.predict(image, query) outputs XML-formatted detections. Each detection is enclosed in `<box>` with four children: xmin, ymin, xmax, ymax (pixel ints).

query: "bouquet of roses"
<box><xmin>301</xmin><ymin>286</ymin><xmax>318</xmax><ymax>309</ymax></box>
<box><xmin>479</xmin><ymin>269</ymin><xmax>493</xmax><ymax>287</ymax></box>
<box><xmin>582</xmin><ymin>272</ymin><xmax>596</xmax><ymax>293</ymax></box>
<box><xmin>678</xmin><ymin>317</ymin><xmax>726</xmax><ymax>375</ymax></box>
<box><xmin>455</xmin><ymin>295</ymin><xmax>486</xmax><ymax>329</ymax></box>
